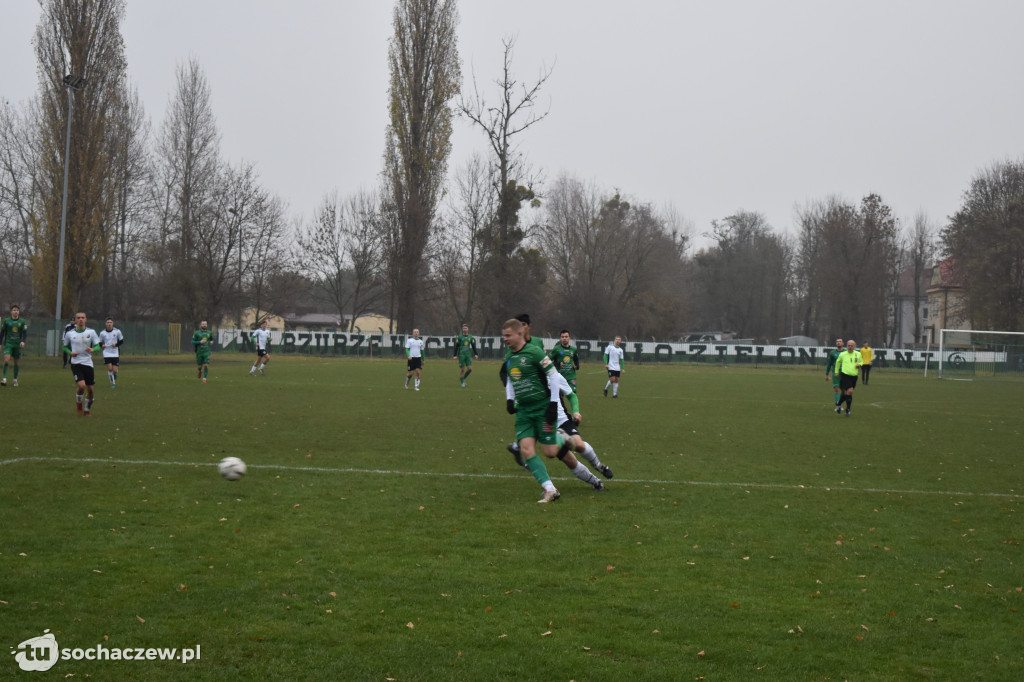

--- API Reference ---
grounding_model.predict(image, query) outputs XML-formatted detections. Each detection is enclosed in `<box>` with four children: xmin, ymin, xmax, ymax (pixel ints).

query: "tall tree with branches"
<box><xmin>153</xmin><ymin>57</ymin><xmax>222</xmax><ymax>322</ymax></box>
<box><xmin>942</xmin><ymin>159</ymin><xmax>1024</xmax><ymax>331</ymax></box>
<box><xmin>103</xmin><ymin>83</ymin><xmax>154</xmax><ymax>318</ymax></box>
<box><xmin>296</xmin><ymin>191</ymin><xmax>386</xmax><ymax>331</ymax></box>
<box><xmin>435</xmin><ymin>152</ymin><xmax>492</xmax><ymax>326</ymax></box>
<box><xmin>32</xmin><ymin>0</ymin><xmax>128</xmax><ymax>317</ymax></box>
<box><xmin>458</xmin><ymin>35</ymin><xmax>551</xmax><ymax>324</ymax></box>
<box><xmin>0</xmin><ymin>99</ymin><xmax>41</xmax><ymax>304</ymax></box>
<box><xmin>907</xmin><ymin>212</ymin><xmax>936</xmax><ymax>343</ymax></box>
<box><xmin>383</xmin><ymin>0</ymin><xmax>461</xmax><ymax>331</ymax></box>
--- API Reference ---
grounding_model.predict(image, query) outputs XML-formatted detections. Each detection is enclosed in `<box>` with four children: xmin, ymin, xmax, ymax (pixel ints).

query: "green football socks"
<box><xmin>524</xmin><ymin>453</ymin><xmax>551</xmax><ymax>485</ymax></box>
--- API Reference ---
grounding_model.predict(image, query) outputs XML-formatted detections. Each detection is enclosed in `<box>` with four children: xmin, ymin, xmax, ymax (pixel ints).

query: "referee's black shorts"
<box><xmin>839</xmin><ymin>373</ymin><xmax>858</xmax><ymax>391</ymax></box>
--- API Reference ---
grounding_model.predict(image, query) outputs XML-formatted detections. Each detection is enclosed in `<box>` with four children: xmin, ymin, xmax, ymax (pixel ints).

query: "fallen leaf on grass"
<box><xmin>136</xmin><ymin>616</ymin><xmax>145</xmax><ymax>623</ymax></box>
<box><xmin>697</xmin><ymin>650</ymin><xmax>706</xmax><ymax>658</ymax></box>
<box><xmin>541</xmin><ymin>631</ymin><xmax>552</xmax><ymax>637</ymax></box>
<box><xmin>406</xmin><ymin>622</ymin><xmax>414</xmax><ymax>629</ymax></box>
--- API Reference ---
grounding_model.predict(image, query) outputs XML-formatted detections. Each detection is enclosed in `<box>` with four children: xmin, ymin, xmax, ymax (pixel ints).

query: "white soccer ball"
<box><xmin>218</xmin><ymin>456</ymin><xmax>247</xmax><ymax>481</ymax></box>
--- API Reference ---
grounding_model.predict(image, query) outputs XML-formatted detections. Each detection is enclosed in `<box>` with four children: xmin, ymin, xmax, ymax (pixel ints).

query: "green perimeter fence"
<box><xmin>19</xmin><ymin>323</ymin><xmax>1024</xmax><ymax>377</ymax></box>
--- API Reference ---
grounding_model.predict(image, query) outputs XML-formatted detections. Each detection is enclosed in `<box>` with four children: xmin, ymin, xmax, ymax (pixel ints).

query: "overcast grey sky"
<box><xmin>3</xmin><ymin>1</ymin><xmax>1024</xmax><ymax>247</ymax></box>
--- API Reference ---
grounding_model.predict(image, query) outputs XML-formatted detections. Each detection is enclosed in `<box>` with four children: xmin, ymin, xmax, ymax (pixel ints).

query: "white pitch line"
<box><xmin>2</xmin><ymin>456</ymin><xmax>1022</xmax><ymax>500</ymax></box>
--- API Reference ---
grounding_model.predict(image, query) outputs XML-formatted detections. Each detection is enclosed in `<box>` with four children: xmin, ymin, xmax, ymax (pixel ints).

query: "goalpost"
<box><xmin>937</xmin><ymin>329</ymin><xmax>1024</xmax><ymax>379</ymax></box>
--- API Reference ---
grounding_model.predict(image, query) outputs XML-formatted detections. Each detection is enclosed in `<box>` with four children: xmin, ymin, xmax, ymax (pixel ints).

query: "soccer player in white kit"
<box><xmin>98</xmin><ymin>317</ymin><xmax>125</xmax><ymax>388</ymax></box>
<box><xmin>64</xmin><ymin>312</ymin><xmax>102</xmax><ymax>415</ymax></box>
<box><xmin>405</xmin><ymin>328</ymin><xmax>425</xmax><ymax>390</ymax></box>
<box><xmin>603</xmin><ymin>336</ymin><xmax>625</xmax><ymax>398</ymax></box>
<box><xmin>250</xmin><ymin>319</ymin><xmax>272</xmax><ymax>375</ymax></box>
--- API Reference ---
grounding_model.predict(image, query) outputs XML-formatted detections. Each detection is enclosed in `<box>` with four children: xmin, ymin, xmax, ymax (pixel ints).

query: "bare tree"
<box><xmin>383</xmin><ymin>0</ymin><xmax>461</xmax><ymax>330</ymax></box>
<box><xmin>458</xmin><ymin>35</ymin><xmax>551</xmax><ymax>323</ymax></box>
<box><xmin>243</xmin><ymin>194</ymin><xmax>288</xmax><ymax>323</ymax></box>
<box><xmin>153</xmin><ymin>57</ymin><xmax>222</xmax><ymax>321</ymax></box>
<box><xmin>32</xmin><ymin>0</ymin><xmax>128</xmax><ymax>317</ymax></box>
<box><xmin>435</xmin><ymin>152</ymin><xmax>493</xmax><ymax>326</ymax></box>
<box><xmin>907</xmin><ymin>211</ymin><xmax>936</xmax><ymax>343</ymax></box>
<box><xmin>795</xmin><ymin>194</ymin><xmax>900</xmax><ymax>342</ymax></box>
<box><xmin>295</xmin><ymin>190</ymin><xmax>386</xmax><ymax>331</ymax></box>
<box><xmin>103</xmin><ymin>83</ymin><xmax>155</xmax><ymax>318</ymax></box>
<box><xmin>539</xmin><ymin>178</ymin><xmax>689</xmax><ymax>337</ymax></box>
<box><xmin>942</xmin><ymin>159</ymin><xmax>1024</xmax><ymax>331</ymax></box>
<box><xmin>692</xmin><ymin>211</ymin><xmax>790</xmax><ymax>341</ymax></box>
<box><xmin>0</xmin><ymin>99</ymin><xmax>41</xmax><ymax>304</ymax></box>
<box><xmin>342</xmin><ymin>191</ymin><xmax>387</xmax><ymax>330</ymax></box>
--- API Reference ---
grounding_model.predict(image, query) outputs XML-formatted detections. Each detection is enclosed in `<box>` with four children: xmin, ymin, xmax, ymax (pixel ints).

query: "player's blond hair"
<box><xmin>503</xmin><ymin>318</ymin><xmax>524</xmax><ymax>333</ymax></box>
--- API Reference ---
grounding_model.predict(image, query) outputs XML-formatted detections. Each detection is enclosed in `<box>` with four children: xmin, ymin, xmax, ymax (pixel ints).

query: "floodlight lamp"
<box><xmin>63</xmin><ymin>74</ymin><xmax>87</xmax><ymax>90</ymax></box>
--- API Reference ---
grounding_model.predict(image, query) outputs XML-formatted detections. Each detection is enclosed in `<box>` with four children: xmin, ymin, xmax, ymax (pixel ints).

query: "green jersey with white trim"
<box><xmin>1</xmin><ymin>316</ymin><xmax>28</xmax><ymax>345</ymax></box>
<box><xmin>505</xmin><ymin>342</ymin><xmax>558</xmax><ymax>412</ymax></box>
<box><xmin>192</xmin><ymin>329</ymin><xmax>214</xmax><ymax>354</ymax></box>
<box><xmin>548</xmin><ymin>344</ymin><xmax>579</xmax><ymax>385</ymax></box>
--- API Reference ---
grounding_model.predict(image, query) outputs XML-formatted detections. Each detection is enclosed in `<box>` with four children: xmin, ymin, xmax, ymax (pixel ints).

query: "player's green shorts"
<box><xmin>196</xmin><ymin>351</ymin><xmax>211</xmax><ymax>365</ymax></box>
<box><xmin>457</xmin><ymin>352</ymin><xmax>473</xmax><ymax>368</ymax></box>
<box><xmin>514</xmin><ymin>406</ymin><xmax>560</xmax><ymax>446</ymax></box>
<box><xmin>3</xmin><ymin>342</ymin><xmax>21</xmax><ymax>359</ymax></box>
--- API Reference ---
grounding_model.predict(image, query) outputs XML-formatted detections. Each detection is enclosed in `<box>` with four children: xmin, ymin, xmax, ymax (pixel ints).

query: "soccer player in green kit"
<box><xmin>549</xmin><ymin>329</ymin><xmax>580</xmax><ymax>392</ymax></box>
<box><xmin>502</xmin><ymin>317</ymin><xmax>564</xmax><ymax>503</ymax></box>
<box><xmin>453</xmin><ymin>324</ymin><xmax>478</xmax><ymax>387</ymax></box>
<box><xmin>192</xmin><ymin>320</ymin><xmax>214</xmax><ymax>383</ymax></box>
<box><xmin>825</xmin><ymin>337</ymin><xmax>844</xmax><ymax>412</ymax></box>
<box><xmin>1</xmin><ymin>304</ymin><xmax>28</xmax><ymax>386</ymax></box>
<box><xmin>502</xmin><ymin>314</ymin><xmax>544</xmax><ymax>466</ymax></box>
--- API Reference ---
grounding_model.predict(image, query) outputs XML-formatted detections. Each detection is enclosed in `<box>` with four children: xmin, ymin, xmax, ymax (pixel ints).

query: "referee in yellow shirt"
<box><xmin>835</xmin><ymin>339</ymin><xmax>863</xmax><ymax>416</ymax></box>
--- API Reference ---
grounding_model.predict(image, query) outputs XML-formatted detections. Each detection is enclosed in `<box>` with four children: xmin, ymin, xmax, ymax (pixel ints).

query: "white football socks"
<box><xmin>571</xmin><ymin>462</ymin><xmax>600</xmax><ymax>485</ymax></box>
<box><xmin>578</xmin><ymin>442</ymin><xmax>602</xmax><ymax>469</ymax></box>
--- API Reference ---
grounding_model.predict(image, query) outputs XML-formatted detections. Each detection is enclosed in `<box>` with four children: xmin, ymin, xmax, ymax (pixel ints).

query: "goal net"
<box><xmin>937</xmin><ymin>329</ymin><xmax>1024</xmax><ymax>379</ymax></box>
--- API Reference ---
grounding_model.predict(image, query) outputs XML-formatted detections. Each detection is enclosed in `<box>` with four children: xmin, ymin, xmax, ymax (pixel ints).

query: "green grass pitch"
<box><xmin>2</xmin><ymin>355</ymin><xmax>1022</xmax><ymax>680</ymax></box>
